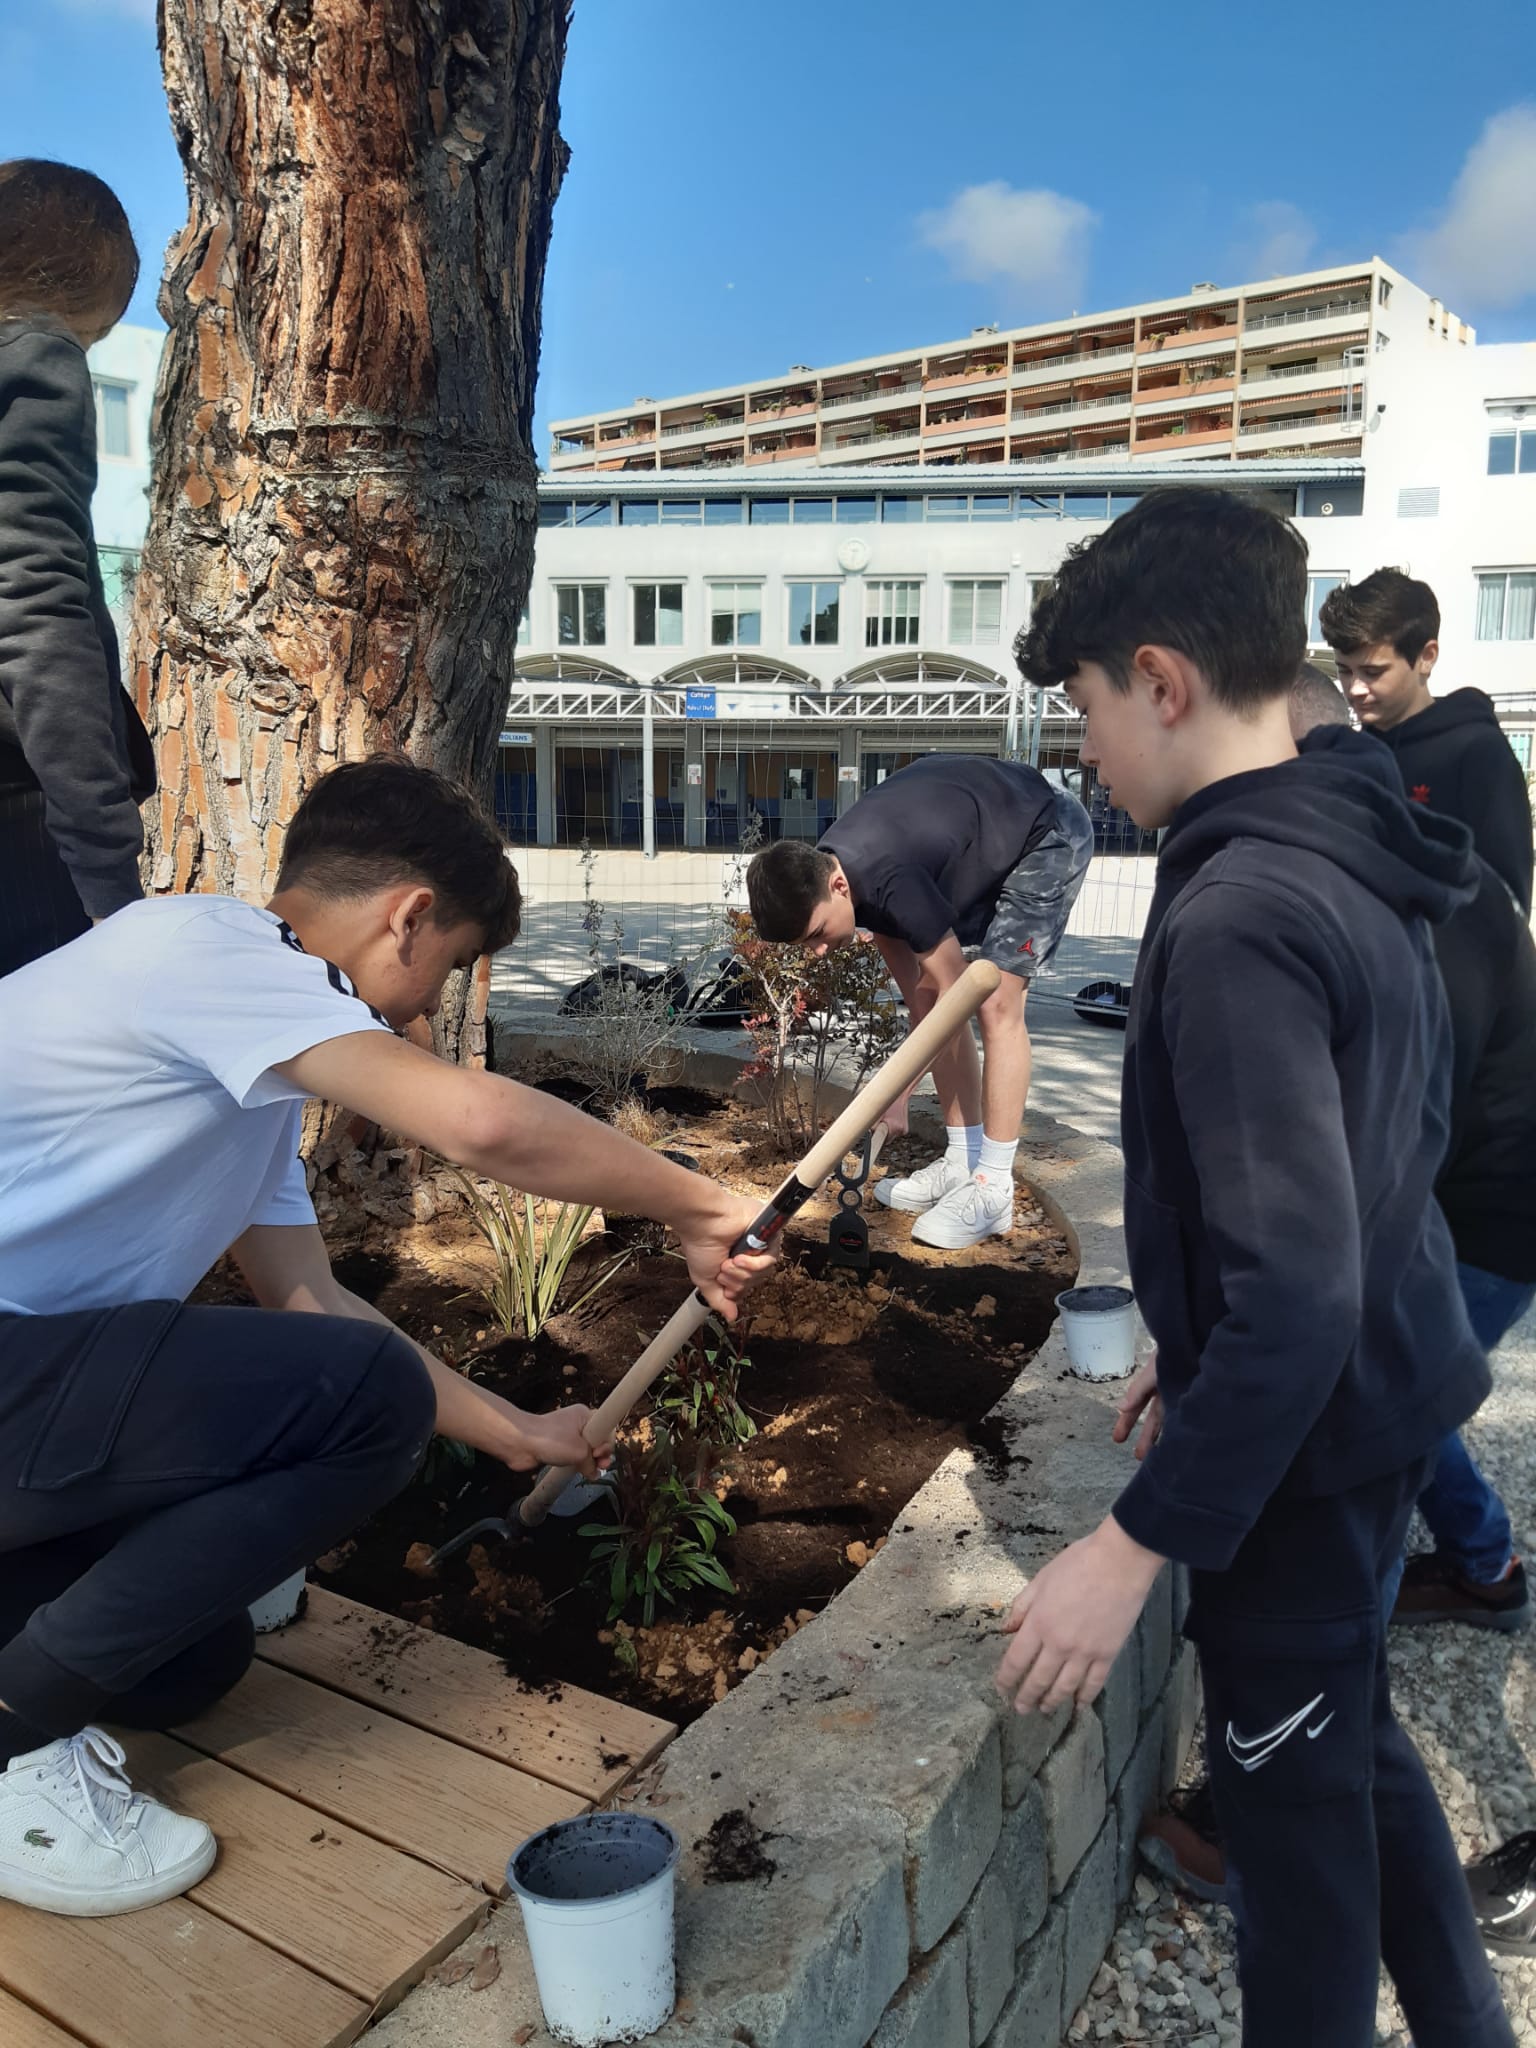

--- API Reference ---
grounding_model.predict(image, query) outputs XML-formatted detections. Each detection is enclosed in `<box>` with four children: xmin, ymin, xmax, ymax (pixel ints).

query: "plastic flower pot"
<box><xmin>247</xmin><ymin>1568</ymin><xmax>309</xmax><ymax>1634</ymax></box>
<box><xmin>508</xmin><ymin>1812</ymin><xmax>680</xmax><ymax>2045</ymax></box>
<box><xmin>1055</xmin><ymin>1285</ymin><xmax>1137</xmax><ymax>1381</ymax></box>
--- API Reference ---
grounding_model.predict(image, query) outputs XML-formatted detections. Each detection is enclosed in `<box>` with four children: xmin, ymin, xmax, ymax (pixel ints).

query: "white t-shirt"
<box><xmin>0</xmin><ymin>898</ymin><xmax>394</xmax><ymax>1315</ymax></box>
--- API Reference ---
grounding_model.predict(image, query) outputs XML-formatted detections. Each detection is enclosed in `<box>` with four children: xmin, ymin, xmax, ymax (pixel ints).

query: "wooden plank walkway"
<box><xmin>0</xmin><ymin>1591</ymin><xmax>674</xmax><ymax>2048</ymax></box>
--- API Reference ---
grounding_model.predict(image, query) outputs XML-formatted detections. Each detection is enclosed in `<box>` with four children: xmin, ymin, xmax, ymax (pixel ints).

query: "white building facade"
<box><xmin>84</xmin><ymin>322</ymin><xmax>161</xmax><ymax>638</ymax></box>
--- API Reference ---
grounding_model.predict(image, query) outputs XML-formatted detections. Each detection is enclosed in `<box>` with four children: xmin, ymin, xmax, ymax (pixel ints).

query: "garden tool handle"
<box><xmin>517</xmin><ymin>959</ymin><xmax>997</xmax><ymax>1528</ymax></box>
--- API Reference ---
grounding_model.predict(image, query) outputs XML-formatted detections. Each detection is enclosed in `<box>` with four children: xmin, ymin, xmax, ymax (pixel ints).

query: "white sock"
<box><xmin>975</xmin><ymin>1136</ymin><xmax>1017</xmax><ymax>1187</ymax></box>
<box><xmin>947</xmin><ymin>1124</ymin><xmax>984</xmax><ymax>1170</ymax></box>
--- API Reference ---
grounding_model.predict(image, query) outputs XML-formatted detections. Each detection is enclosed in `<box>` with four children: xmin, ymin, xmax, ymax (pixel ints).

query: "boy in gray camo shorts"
<box><xmin>746</xmin><ymin>755</ymin><xmax>1092</xmax><ymax>1251</ymax></box>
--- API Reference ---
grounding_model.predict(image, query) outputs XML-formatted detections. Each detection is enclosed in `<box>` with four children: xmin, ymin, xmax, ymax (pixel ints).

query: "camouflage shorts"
<box><xmin>975</xmin><ymin>789</ymin><xmax>1094</xmax><ymax>982</ymax></box>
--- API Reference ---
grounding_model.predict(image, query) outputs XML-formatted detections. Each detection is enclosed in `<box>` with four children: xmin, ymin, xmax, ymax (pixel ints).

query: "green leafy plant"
<box><xmin>653</xmin><ymin>1329</ymin><xmax>757</xmax><ymax>1465</ymax></box>
<box><xmin>581</xmin><ymin>1436</ymin><xmax>737</xmax><ymax>1626</ymax></box>
<box><xmin>418</xmin><ymin>1434</ymin><xmax>475</xmax><ymax>1488</ymax></box>
<box><xmin>453</xmin><ymin>1170</ymin><xmax>631</xmax><ymax>1339</ymax></box>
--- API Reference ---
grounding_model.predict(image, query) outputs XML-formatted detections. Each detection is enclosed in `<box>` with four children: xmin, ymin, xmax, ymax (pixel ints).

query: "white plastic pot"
<box><xmin>508</xmin><ymin>1812</ymin><xmax>680</xmax><ymax>2045</ymax></box>
<box><xmin>248</xmin><ymin>1568</ymin><xmax>309</xmax><ymax>1634</ymax></box>
<box><xmin>1055</xmin><ymin>1285</ymin><xmax>1137</xmax><ymax>1381</ymax></box>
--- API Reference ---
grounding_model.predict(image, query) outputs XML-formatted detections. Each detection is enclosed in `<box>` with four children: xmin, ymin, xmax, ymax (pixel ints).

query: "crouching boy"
<box><xmin>993</xmin><ymin>490</ymin><xmax>1512</xmax><ymax>2047</ymax></box>
<box><xmin>0</xmin><ymin>757</ymin><xmax>771</xmax><ymax>1916</ymax></box>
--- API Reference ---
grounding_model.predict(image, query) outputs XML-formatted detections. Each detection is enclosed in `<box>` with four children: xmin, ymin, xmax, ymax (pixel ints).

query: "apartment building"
<box><xmin>548</xmin><ymin>261</ymin><xmax>1472</xmax><ymax>479</ymax></box>
<box><xmin>84</xmin><ymin>322</ymin><xmax>162</xmax><ymax>637</ymax></box>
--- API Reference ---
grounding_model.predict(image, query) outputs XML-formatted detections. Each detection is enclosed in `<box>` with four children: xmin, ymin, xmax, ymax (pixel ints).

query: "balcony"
<box><xmin>745</xmin><ymin>433</ymin><xmax>817</xmax><ymax>465</ymax></box>
<box><xmin>1238</xmin><ymin>410</ymin><xmax>1358</xmax><ymax>439</ymax></box>
<box><xmin>1012</xmin><ymin>346</ymin><xmax>1135</xmax><ymax>388</ymax></box>
<box><xmin>924</xmin><ymin>360</ymin><xmax>1009</xmax><ymax>393</ymax></box>
<box><xmin>1012</xmin><ymin>392</ymin><xmax>1134</xmax><ymax>428</ymax></box>
<box><xmin>825</xmin><ymin>420</ymin><xmax>921</xmax><ymax>455</ymax></box>
<box><xmin>923</xmin><ymin>405</ymin><xmax>1008</xmax><ymax>439</ymax></box>
<box><xmin>746</xmin><ymin>393</ymin><xmax>816</xmax><ymax>425</ymax></box>
<box><xmin>1008</xmin><ymin>440</ymin><xmax>1132</xmax><ymax>466</ymax></box>
<box><xmin>1133</xmin><ymin>415</ymin><xmax>1235</xmax><ymax>453</ymax></box>
<box><xmin>595</xmin><ymin>421</ymin><xmax>656</xmax><ymax>451</ymax></box>
<box><xmin>659</xmin><ymin>412</ymin><xmax>745</xmax><ymax>441</ymax></box>
<box><xmin>1243</xmin><ymin>297</ymin><xmax>1369</xmax><ymax>334</ymax></box>
<box><xmin>821</xmin><ymin>378</ymin><xmax>924</xmax><ymax>412</ymax></box>
<box><xmin>1131</xmin><ymin>375</ymin><xmax>1236</xmax><ymax>413</ymax></box>
<box><xmin>1135</xmin><ymin>323</ymin><xmax>1240</xmax><ymax>362</ymax></box>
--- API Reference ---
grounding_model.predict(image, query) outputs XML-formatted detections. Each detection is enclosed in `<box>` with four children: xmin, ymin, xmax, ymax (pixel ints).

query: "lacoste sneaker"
<box><xmin>1465</xmin><ymin>1831</ymin><xmax>1536</xmax><ymax>1956</ymax></box>
<box><xmin>0</xmin><ymin>1726</ymin><xmax>215</xmax><ymax>1915</ymax></box>
<box><xmin>874</xmin><ymin>1152</ymin><xmax>971</xmax><ymax>1214</ymax></box>
<box><xmin>1391</xmin><ymin>1553</ymin><xmax>1529</xmax><ymax>1634</ymax></box>
<box><xmin>911</xmin><ymin>1172</ymin><xmax>1013</xmax><ymax>1249</ymax></box>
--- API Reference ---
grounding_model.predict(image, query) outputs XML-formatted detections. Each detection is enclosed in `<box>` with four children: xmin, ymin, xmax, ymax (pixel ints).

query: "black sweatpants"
<box><xmin>0</xmin><ymin>1302</ymin><xmax>434</xmax><ymax>1753</ymax></box>
<box><xmin>1189</xmin><ymin>1457</ymin><xmax>1515</xmax><ymax>2048</ymax></box>
<box><xmin>0</xmin><ymin>783</ymin><xmax>91</xmax><ymax>979</ymax></box>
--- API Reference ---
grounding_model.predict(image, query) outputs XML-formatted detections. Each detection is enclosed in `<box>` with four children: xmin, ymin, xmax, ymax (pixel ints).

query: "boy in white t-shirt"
<box><xmin>0</xmin><ymin>755</ymin><xmax>771</xmax><ymax>1918</ymax></box>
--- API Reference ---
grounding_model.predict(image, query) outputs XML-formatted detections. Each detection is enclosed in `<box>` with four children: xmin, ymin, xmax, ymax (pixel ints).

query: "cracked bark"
<box><xmin>131</xmin><ymin>0</ymin><xmax>568</xmax><ymax>1224</ymax></box>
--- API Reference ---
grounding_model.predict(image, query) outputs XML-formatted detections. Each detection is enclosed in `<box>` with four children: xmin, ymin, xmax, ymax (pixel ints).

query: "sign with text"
<box><xmin>500</xmin><ymin>731</ymin><xmax>534</xmax><ymax>746</ymax></box>
<box><xmin>684</xmin><ymin>688</ymin><xmax>716</xmax><ymax>719</ymax></box>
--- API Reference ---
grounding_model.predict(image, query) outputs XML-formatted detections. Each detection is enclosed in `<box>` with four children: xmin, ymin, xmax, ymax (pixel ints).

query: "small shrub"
<box><xmin>653</xmin><ymin>1328</ymin><xmax>757</xmax><ymax>1478</ymax></box>
<box><xmin>562</xmin><ymin>838</ymin><xmax>699</xmax><ymax>1111</ymax></box>
<box><xmin>453</xmin><ymin>1171</ymin><xmax>631</xmax><ymax>1338</ymax></box>
<box><xmin>581</xmin><ymin>1435</ymin><xmax>737</xmax><ymax>1626</ymax></box>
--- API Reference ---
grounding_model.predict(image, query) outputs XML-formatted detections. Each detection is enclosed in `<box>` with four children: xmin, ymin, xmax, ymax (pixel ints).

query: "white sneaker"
<box><xmin>874</xmin><ymin>1152</ymin><xmax>972</xmax><ymax>1213</ymax></box>
<box><xmin>0</xmin><ymin>1727</ymin><xmax>216</xmax><ymax>1916</ymax></box>
<box><xmin>911</xmin><ymin>1172</ymin><xmax>1014</xmax><ymax>1249</ymax></box>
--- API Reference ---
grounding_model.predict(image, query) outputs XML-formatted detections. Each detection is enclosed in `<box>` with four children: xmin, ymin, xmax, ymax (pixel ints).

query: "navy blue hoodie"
<box><xmin>1113</xmin><ymin>726</ymin><xmax>1491</xmax><ymax>1572</ymax></box>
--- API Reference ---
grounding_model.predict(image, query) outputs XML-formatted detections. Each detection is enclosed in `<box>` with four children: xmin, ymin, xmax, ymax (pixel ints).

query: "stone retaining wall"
<box><xmin>376</xmin><ymin>1058</ymin><xmax>1197</xmax><ymax>2048</ymax></box>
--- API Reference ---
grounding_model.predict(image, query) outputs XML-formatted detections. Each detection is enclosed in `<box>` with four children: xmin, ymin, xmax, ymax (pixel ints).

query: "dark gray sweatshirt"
<box><xmin>0</xmin><ymin>315</ymin><xmax>155</xmax><ymax>917</ymax></box>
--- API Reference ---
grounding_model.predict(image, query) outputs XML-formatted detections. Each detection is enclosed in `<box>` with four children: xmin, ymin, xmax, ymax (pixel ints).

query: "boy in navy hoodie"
<box><xmin>995</xmin><ymin>488</ymin><xmax>1511</xmax><ymax>2047</ymax></box>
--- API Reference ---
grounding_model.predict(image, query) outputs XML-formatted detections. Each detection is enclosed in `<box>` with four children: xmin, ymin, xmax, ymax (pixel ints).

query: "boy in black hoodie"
<box><xmin>996</xmin><ymin>489</ymin><xmax>1511</xmax><ymax>2048</ymax></box>
<box><xmin>1321</xmin><ymin>568</ymin><xmax>1532</xmax><ymax>913</ymax></box>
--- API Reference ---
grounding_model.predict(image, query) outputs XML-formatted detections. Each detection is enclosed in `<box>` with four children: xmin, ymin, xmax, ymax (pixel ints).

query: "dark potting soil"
<box><xmin>238</xmin><ymin>1084</ymin><xmax>1073</xmax><ymax>1725</ymax></box>
<box><xmin>697</xmin><ymin>1808</ymin><xmax>779</xmax><ymax>1885</ymax></box>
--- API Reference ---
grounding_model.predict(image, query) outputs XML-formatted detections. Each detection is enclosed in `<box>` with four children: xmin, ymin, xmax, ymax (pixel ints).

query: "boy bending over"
<box><xmin>995</xmin><ymin>490</ymin><xmax>1512</xmax><ymax>2047</ymax></box>
<box><xmin>0</xmin><ymin>757</ymin><xmax>769</xmax><ymax>1917</ymax></box>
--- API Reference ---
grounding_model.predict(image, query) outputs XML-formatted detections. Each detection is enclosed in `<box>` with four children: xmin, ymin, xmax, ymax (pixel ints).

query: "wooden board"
<box><xmin>0</xmin><ymin>1988</ymin><xmax>86</xmax><ymax>2048</ymax></box>
<box><xmin>259</xmin><ymin>1588</ymin><xmax>674</xmax><ymax>1800</ymax></box>
<box><xmin>0</xmin><ymin>1894</ymin><xmax>366</xmax><ymax>2048</ymax></box>
<box><xmin>177</xmin><ymin>1658</ymin><xmax>581</xmax><ymax>1895</ymax></box>
<box><xmin>120</xmin><ymin>1733</ymin><xmax>487</xmax><ymax>2011</ymax></box>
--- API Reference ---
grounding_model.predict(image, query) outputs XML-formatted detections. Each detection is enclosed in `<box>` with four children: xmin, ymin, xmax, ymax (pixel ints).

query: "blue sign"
<box><xmin>500</xmin><ymin>730</ymin><xmax>534</xmax><ymax>745</ymax></box>
<box><xmin>685</xmin><ymin>688</ymin><xmax>717</xmax><ymax>719</ymax></box>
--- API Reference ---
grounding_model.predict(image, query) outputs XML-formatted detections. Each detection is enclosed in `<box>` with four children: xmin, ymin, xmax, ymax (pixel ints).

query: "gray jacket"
<box><xmin>0</xmin><ymin>316</ymin><xmax>155</xmax><ymax>917</ymax></box>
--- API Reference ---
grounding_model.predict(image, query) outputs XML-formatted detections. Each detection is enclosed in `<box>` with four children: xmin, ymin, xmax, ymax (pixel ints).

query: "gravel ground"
<box><xmin>1069</xmin><ymin>1303</ymin><xmax>1536</xmax><ymax>2045</ymax></box>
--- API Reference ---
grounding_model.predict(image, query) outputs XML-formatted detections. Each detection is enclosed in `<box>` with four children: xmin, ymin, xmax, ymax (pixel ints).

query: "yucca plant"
<box><xmin>453</xmin><ymin>1171</ymin><xmax>631</xmax><ymax>1339</ymax></box>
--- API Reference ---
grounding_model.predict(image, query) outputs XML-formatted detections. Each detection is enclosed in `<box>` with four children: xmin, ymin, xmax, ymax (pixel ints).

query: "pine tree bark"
<box><xmin>129</xmin><ymin>0</ymin><xmax>569</xmax><ymax>1225</ymax></box>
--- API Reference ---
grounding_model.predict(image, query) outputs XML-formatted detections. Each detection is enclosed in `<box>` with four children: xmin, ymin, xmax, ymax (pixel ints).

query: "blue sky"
<box><xmin>5</xmin><ymin>0</ymin><xmax>1534</xmax><ymax>452</ymax></box>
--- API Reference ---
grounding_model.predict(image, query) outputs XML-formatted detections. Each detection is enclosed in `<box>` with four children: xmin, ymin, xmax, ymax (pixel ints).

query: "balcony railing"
<box><xmin>1244</xmin><ymin>298</ymin><xmax>1369</xmax><ymax>333</ymax></box>
<box><xmin>1009</xmin><ymin>442</ymin><xmax>1131</xmax><ymax>465</ymax></box>
<box><xmin>1013</xmin><ymin>392</ymin><xmax>1133</xmax><ymax>424</ymax></box>
<box><xmin>821</xmin><ymin>380</ymin><xmax>924</xmax><ymax>411</ymax></box>
<box><xmin>1014</xmin><ymin>346</ymin><xmax>1135</xmax><ymax>379</ymax></box>
<box><xmin>660</xmin><ymin>416</ymin><xmax>745</xmax><ymax>438</ymax></box>
<box><xmin>1247</xmin><ymin>358</ymin><xmax>1361</xmax><ymax>382</ymax></box>
<box><xmin>1239</xmin><ymin>411</ymin><xmax>1351</xmax><ymax>435</ymax></box>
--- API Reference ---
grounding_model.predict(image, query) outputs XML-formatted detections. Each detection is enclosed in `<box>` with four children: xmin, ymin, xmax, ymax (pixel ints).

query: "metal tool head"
<box><xmin>426</xmin><ymin>1513</ymin><xmax>520</xmax><ymax>1571</ymax></box>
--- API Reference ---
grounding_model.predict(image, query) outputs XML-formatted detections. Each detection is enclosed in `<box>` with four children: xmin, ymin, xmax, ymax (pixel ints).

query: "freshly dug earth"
<box><xmin>277</xmin><ymin>1087</ymin><xmax>1072</xmax><ymax>1724</ymax></box>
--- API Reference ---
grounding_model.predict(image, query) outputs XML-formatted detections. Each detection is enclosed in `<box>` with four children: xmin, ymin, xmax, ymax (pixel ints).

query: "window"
<box><xmin>971</xmin><ymin>494</ymin><xmax>1011</xmax><ymax>521</ymax></box>
<box><xmin>1062</xmin><ymin>493</ymin><xmax>1109</xmax><ymax>520</ymax></box>
<box><xmin>1488</xmin><ymin>430</ymin><xmax>1536</xmax><ymax>476</ymax></box>
<box><xmin>926</xmin><ymin>495</ymin><xmax>969</xmax><ymax>522</ymax></box>
<box><xmin>1307</xmin><ymin>574</ymin><xmax>1346</xmax><ymax>646</ymax></box>
<box><xmin>1016</xmin><ymin>493</ymin><xmax>1061</xmax><ymax>519</ymax></box>
<box><xmin>517</xmin><ymin>603</ymin><xmax>531</xmax><ymax>645</ymax></box>
<box><xmin>709</xmin><ymin>582</ymin><xmax>762</xmax><ymax>647</ymax></box>
<box><xmin>556</xmin><ymin>584</ymin><xmax>606</xmax><ymax>645</ymax></box>
<box><xmin>948</xmin><ymin>579</ymin><xmax>1004</xmax><ymax>647</ymax></box>
<box><xmin>574</xmin><ymin>499</ymin><xmax>614</xmax><ymax>526</ymax></box>
<box><xmin>703</xmin><ymin>499</ymin><xmax>743</xmax><ymax>525</ymax></box>
<box><xmin>790</xmin><ymin>498</ymin><xmax>833</xmax><ymax>524</ymax></box>
<box><xmin>1300</xmin><ymin>481</ymin><xmax>1365</xmax><ymax>517</ymax></box>
<box><xmin>865</xmin><ymin>580</ymin><xmax>921</xmax><ymax>647</ymax></box>
<box><xmin>619</xmin><ymin>500</ymin><xmax>659</xmax><ymax>525</ymax></box>
<box><xmin>1027</xmin><ymin>575</ymin><xmax>1055</xmax><ymax>617</ymax></box>
<box><xmin>93</xmin><ymin>380</ymin><xmax>131</xmax><ymax>459</ymax></box>
<box><xmin>784</xmin><ymin>765</ymin><xmax>816</xmax><ymax>802</ymax></box>
<box><xmin>880</xmin><ymin>496</ymin><xmax>924</xmax><ymax>523</ymax></box>
<box><xmin>749</xmin><ymin>498</ymin><xmax>789</xmax><ymax>525</ymax></box>
<box><xmin>1108</xmin><ymin>492</ymin><xmax>1142</xmax><ymax>519</ymax></box>
<box><xmin>1509</xmin><ymin>731</ymin><xmax>1533</xmax><ymax>776</ymax></box>
<box><xmin>538</xmin><ymin>499</ymin><xmax>573</xmax><ymax>528</ymax></box>
<box><xmin>835</xmin><ymin>497</ymin><xmax>878</xmax><ymax>524</ymax></box>
<box><xmin>633</xmin><ymin>583</ymin><xmax>683</xmax><ymax>647</ymax></box>
<box><xmin>1378</xmin><ymin>278</ymin><xmax>1392</xmax><ymax>306</ymax></box>
<box><xmin>788</xmin><ymin>582</ymin><xmax>840</xmax><ymax>646</ymax></box>
<box><xmin>1476</xmin><ymin>572</ymin><xmax>1536</xmax><ymax>642</ymax></box>
<box><xmin>660</xmin><ymin>499</ymin><xmax>704</xmax><ymax>524</ymax></box>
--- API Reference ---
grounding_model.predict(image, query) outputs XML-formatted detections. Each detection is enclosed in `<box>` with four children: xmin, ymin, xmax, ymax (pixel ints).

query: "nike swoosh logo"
<box><xmin>1306</xmin><ymin>1713</ymin><xmax>1335</xmax><ymax>1740</ymax></box>
<box><xmin>1227</xmin><ymin>1692</ymin><xmax>1327</xmax><ymax>1773</ymax></box>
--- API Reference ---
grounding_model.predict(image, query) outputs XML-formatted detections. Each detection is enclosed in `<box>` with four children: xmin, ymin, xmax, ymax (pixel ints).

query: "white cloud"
<box><xmin>1236</xmin><ymin>200</ymin><xmax>1318</xmax><ymax>279</ymax></box>
<box><xmin>1401</xmin><ymin>104</ymin><xmax>1536</xmax><ymax>309</ymax></box>
<box><xmin>917</xmin><ymin>181</ymin><xmax>1097</xmax><ymax>310</ymax></box>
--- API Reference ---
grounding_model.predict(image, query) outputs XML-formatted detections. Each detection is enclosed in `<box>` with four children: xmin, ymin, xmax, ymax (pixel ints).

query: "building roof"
<box><xmin>536</xmin><ymin>458</ymin><xmax>1365</xmax><ymax>499</ymax></box>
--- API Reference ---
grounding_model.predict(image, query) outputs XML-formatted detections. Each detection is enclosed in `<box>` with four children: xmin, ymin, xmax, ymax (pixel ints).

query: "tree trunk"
<box><xmin>130</xmin><ymin>0</ymin><xmax>569</xmax><ymax>1226</ymax></box>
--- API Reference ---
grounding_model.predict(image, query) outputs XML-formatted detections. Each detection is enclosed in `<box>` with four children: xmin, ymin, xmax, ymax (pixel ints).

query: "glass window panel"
<box><xmin>582</xmin><ymin>587</ymin><xmax>606</xmax><ymax>643</ymax></box>
<box><xmin>537</xmin><ymin>499</ymin><xmax>573</xmax><ymax>528</ymax></box>
<box><xmin>1307</xmin><ymin>574</ymin><xmax>1344</xmax><ymax>645</ymax></box>
<box><xmin>517</xmin><ymin>604</ymin><xmax>531</xmax><ymax>644</ymax></box>
<box><xmin>788</xmin><ymin>584</ymin><xmax>814</xmax><ymax>646</ymax></box>
<box><xmin>660</xmin><ymin>499</ymin><xmax>703</xmax><ymax>524</ymax></box>
<box><xmin>737</xmin><ymin>596</ymin><xmax>761</xmax><ymax>646</ymax></box>
<box><xmin>1507</xmin><ymin>574</ymin><xmax>1536</xmax><ymax>642</ymax></box>
<box><xmin>1509</xmin><ymin>731</ymin><xmax>1533</xmax><ymax>773</ymax></box>
<box><xmin>1016</xmin><ymin>494</ymin><xmax>1061</xmax><ymax>518</ymax></box>
<box><xmin>950</xmin><ymin>582</ymin><xmax>975</xmax><ymax>643</ymax></box>
<box><xmin>1488</xmin><ymin>433</ymin><xmax>1517</xmax><ymax>476</ymax></box>
<box><xmin>835</xmin><ymin>497</ymin><xmax>878</xmax><ymax>523</ymax></box>
<box><xmin>749</xmin><ymin>498</ymin><xmax>789</xmax><ymax>524</ymax></box>
<box><xmin>926</xmin><ymin>496</ymin><xmax>968</xmax><ymax>521</ymax></box>
<box><xmin>791</xmin><ymin>498</ymin><xmax>834</xmax><ymax>524</ymax></box>
<box><xmin>1521</xmin><ymin>433</ymin><xmax>1536</xmax><ymax>475</ymax></box>
<box><xmin>1063</xmin><ymin>493</ymin><xmax>1108</xmax><ymax>519</ymax></box>
<box><xmin>634</xmin><ymin>585</ymin><xmax>655</xmax><ymax>644</ymax></box>
<box><xmin>881</xmin><ymin>496</ymin><xmax>924</xmax><ymax>522</ymax></box>
<box><xmin>658</xmin><ymin>584</ymin><xmax>683</xmax><ymax>645</ymax></box>
<box><xmin>573</xmin><ymin>499</ymin><xmax>613</xmax><ymax>526</ymax></box>
<box><xmin>814</xmin><ymin>584</ymin><xmax>839</xmax><ymax>645</ymax></box>
<box><xmin>96</xmin><ymin>383</ymin><xmax>131</xmax><ymax>458</ymax></box>
<box><xmin>1476</xmin><ymin>575</ymin><xmax>1506</xmax><ymax>642</ymax></box>
<box><xmin>974</xmin><ymin>581</ymin><xmax>1003</xmax><ymax>644</ymax></box>
<box><xmin>971</xmin><ymin>495</ymin><xmax>1011</xmax><ymax>520</ymax></box>
<box><xmin>711</xmin><ymin>611</ymin><xmax>735</xmax><ymax>646</ymax></box>
<box><xmin>557</xmin><ymin>587</ymin><xmax>580</xmax><ymax>644</ymax></box>
<box><xmin>620</xmin><ymin>500</ymin><xmax>659</xmax><ymax>525</ymax></box>
<box><xmin>1108</xmin><ymin>493</ymin><xmax>1141</xmax><ymax>519</ymax></box>
<box><xmin>702</xmin><ymin>498</ymin><xmax>744</xmax><ymax>524</ymax></box>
